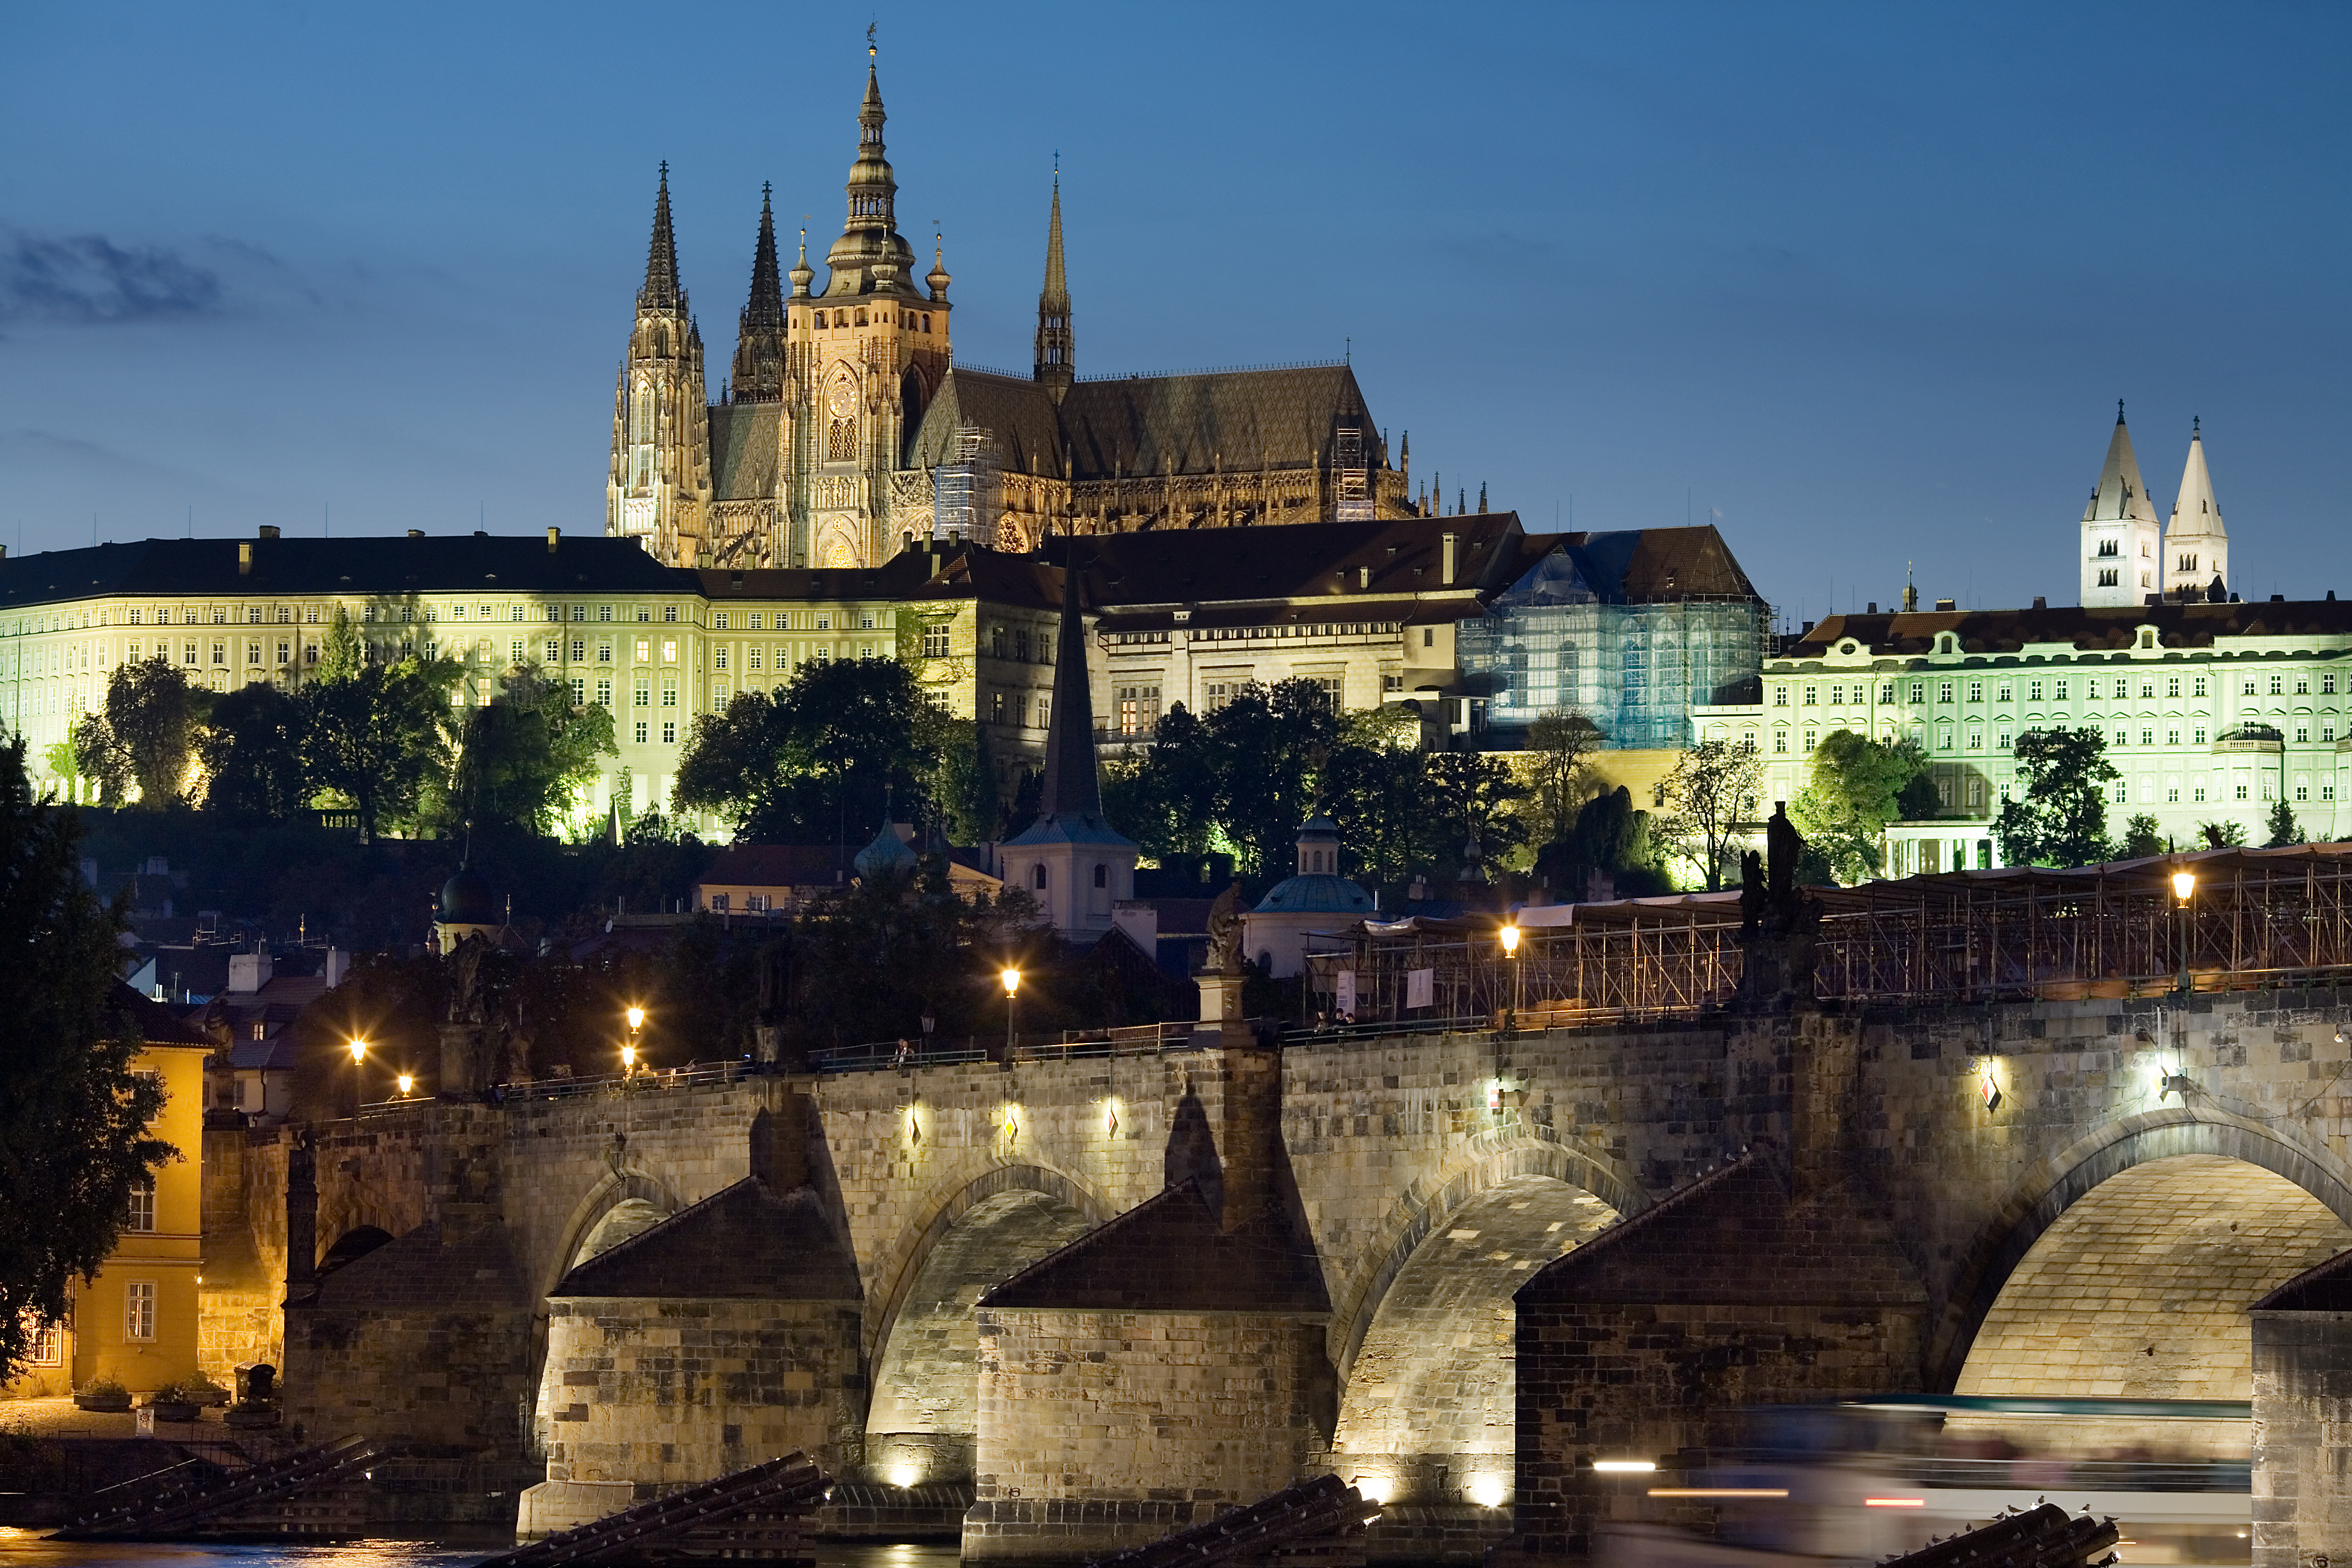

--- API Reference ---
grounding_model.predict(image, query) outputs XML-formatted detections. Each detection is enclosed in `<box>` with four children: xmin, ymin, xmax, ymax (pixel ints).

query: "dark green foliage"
<box><xmin>1106</xmin><ymin>680</ymin><xmax>1340</xmax><ymax>880</ymax></box>
<box><xmin>2120</xmin><ymin>813</ymin><xmax>2167</xmax><ymax>859</ymax></box>
<box><xmin>1995</xmin><ymin>728</ymin><xmax>2120</xmax><ymax>868</ymax></box>
<box><xmin>2199</xmin><ymin>819</ymin><xmax>2249</xmax><ymax>849</ymax></box>
<box><xmin>199</xmin><ymin>683</ymin><xmax>309</xmax><ymax>820</ymax></box>
<box><xmin>1896</xmin><ymin>769</ymin><xmax>1942</xmax><ymax>821</ymax></box>
<box><xmin>1423</xmin><ymin>747</ymin><xmax>1530</xmax><ymax>874</ymax></box>
<box><xmin>1524</xmin><ymin>710</ymin><xmax>1606</xmax><ymax>849</ymax></box>
<box><xmin>781</xmin><ymin>873</ymin><xmax>1049</xmax><ymax>1053</ymax></box>
<box><xmin>0</xmin><ymin>740</ymin><xmax>171</xmax><ymax>1380</ymax></box>
<box><xmin>1319</xmin><ymin>739</ymin><xmax>1433</xmax><ymax>892</ymax></box>
<box><xmin>1658</xmin><ymin>738</ymin><xmax>1764</xmax><ymax>891</ymax></box>
<box><xmin>1790</xmin><ymin>730</ymin><xmax>1931</xmax><ymax>884</ymax></box>
<box><xmin>299</xmin><ymin>655</ymin><xmax>459</xmax><ymax>842</ymax></box>
<box><xmin>675</xmin><ymin>659</ymin><xmax>954</xmax><ymax>845</ymax></box>
<box><xmin>2265</xmin><ymin>800</ymin><xmax>2305</xmax><ymax>848</ymax></box>
<box><xmin>446</xmin><ymin>667</ymin><xmax>617</xmax><ymax>836</ymax></box>
<box><xmin>1536</xmin><ymin>786</ymin><xmax>1673</xmax><ymax>899</ymax></box>
<box><xmin>68</xmin><ymin>713</ymin><xmax>130</xmax><ymax>807</ymax></box>
<box><xmin>92</xmin><ymin>657</ymin><xmax>210</xmax><ymax>808</ymax></box>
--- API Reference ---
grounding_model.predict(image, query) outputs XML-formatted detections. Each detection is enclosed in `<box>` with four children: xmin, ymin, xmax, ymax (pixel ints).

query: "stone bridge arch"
<box><xmin>537</xmin><ymin>1166</ymin><xmax>690</xmax><ymax>1305</ymax></box>
<box><xmin>1325</xmin><ymin>1128</ymin><xmax>1639</xmax><ymax>1507</ymax></box>
<box><xmin>862</xmin><ymin>1160</ymin><xmax>1114</xmax><ymax>1486</ymax></box>
<box><xmin>1931</xmin><ymin>1107</ymin><xmax>2352</xmax><ymax>1396</ymax></box>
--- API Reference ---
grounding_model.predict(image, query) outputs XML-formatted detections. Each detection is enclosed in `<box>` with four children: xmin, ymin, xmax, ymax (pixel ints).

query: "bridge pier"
<box><xmin>2251</xmin><ymin>1249</ymin><xmax>2352</xmax><ymax>1568</ymax></box>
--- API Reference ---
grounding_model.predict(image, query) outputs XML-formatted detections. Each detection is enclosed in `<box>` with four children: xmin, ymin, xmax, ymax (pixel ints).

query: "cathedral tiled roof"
<box><xmin>1058</xmin><ymin>364</ymin><xmax>1377</xmax><ymax>479</ymax></box>
<box><xmin>708</xmin><ymin>402</ymin><xmax>783</xmax><ymax>501</ymax></box>
<box><xmin>907</xmin><ymin>363</ymin><xmax>1387</xmax><ymax>483</ymax></box>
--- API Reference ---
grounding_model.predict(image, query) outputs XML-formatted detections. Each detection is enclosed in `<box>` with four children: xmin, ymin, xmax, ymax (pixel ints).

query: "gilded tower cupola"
<box><xmin>824</xmin><ymin>44</ymin><xmax>919</xmax><ymax>298</ymax></box>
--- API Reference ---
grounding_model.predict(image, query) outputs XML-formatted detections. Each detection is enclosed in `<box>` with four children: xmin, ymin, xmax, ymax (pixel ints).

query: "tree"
<box><xmin>2119</xmin><ymin>813</ymin><xmax>2166</xmax><ymax>859</ymax></box>
<box><xmin>68</xmin><ymin>713</ymin><xmax>131</xmax><ymax>806</ymax></box>
<box><xmin>1524</xmin><ymin>710</ymin><xmax>1607</xmax><ymax>849</ymax></box>
<box><xmin>1657</xmin><ymin>739</ymin><xmax>1763</xmax><ymax>891</ymax></box>
<box><xmin>2198</xmin><ymin>819</ymin><xmax>2248</xmax><ymax>849</ymax></box>
<box><xmin>1789</xmin><ymin>731</ymin><xmax>1931</xmax><ymax>885</ymax></box>
<box><xmin>94</xmin><ymin>656</ymin><xmax>209</xmax><ymax>807</ymax></box>
<box><xmin>1200</xmin><ymin>681</ymin><xmax>1342</xmax><ymax>878</ymax></box>
<box><xmin>1537</xmin><ymin>785</ymin><xmax>1674</xmax><ymax>899</ymax></box>
<box><xmin>300</xmin><ymin>655</ymin><xmax>459</xmax><ymax>843</ymax></box>
<box><xmin>1321</xmin><ymin>741</ymin><xmax>1438</xmax><ymax>893</ymax></box>
<box><xmin>447</xmin><ymin>667</ymin><xmax>617</xmax><ymax>836</ymax></box>
<box><xmin>1994</xmin><ymin>728</ymin><xmax>2119</xmax><ymax>869</ymax></box>
<box><xmin>0</xmin><ymin>738</ymin><xmax>171</xmax><ymax>1380</ymax></box>
<box><xmin>675</xmin><ymin>659</ymin><xmax>947</xmax><ymax>844</ymax></box>
<box><xmin>2265</xmin><ymin>800</ymin><xmax>2305</xmax><ymax>848</ymax></box>
<box><xmin>317</xmin><ymin>604</ymin><xmax>364</xmax><ymax>683</ymax></box>
<box><xmin>1423</xmin><ymin>747</ymin><xmax>1530</xmax><ymax>876</ymax></box>
<box><xmin>199</xmin><ymin>683</ymin><xmax>310</xmax><ymax>820</ymax></box>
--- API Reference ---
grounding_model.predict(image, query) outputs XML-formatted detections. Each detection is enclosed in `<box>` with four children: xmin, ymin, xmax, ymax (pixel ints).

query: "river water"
<box><xmin>0</xmin><ymin>1531</ymin><xmax>962</xmax><ymax>1568</ymax></box>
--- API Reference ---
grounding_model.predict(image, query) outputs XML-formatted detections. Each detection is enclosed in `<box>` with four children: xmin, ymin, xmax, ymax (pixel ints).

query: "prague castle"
<box><xmin>607</xmin><ymin>47</ymin><xmax>1418</xmax><ymax>573</ymax></box>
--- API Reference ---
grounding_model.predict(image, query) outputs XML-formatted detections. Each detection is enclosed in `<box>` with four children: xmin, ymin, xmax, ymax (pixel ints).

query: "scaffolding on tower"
<box><xmin>934</xmin><ymin>425</ymin><xmax>1002</xmax><ymax>543</ymax></box>
<box><xmin>1334</xmin><ymin>425</ymin><xmax>1373</xmax><ymax>522</ymax></box>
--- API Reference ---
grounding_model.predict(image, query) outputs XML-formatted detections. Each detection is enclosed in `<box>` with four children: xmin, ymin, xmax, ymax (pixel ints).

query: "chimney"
<box><xmin>1934</xmin><ymin>597</ymin><xmax>1956</xmax><ymax>612</ymax></box>
<box><xmin>1441</xmin><ymin>532</ymin><xmax>1458</xmax><ymax>585</ymax></box>
<box><xmin>2032</xmin><ymin>596</ymin><xmax>2047</xmax><ymax>610</ymax></box>
<box><xmin>407</xmin><ymin>528</ymin><xmax>424</xmax><ymax>538</ymax></box>
<box><xmin>1866</xmin><ymin>601</ymin><xmax>1877</xmax><ymax>614</ymax></box>
<box><xmin>547</xmin><ymin>526</ymin><xmax>561</xmax><ymax>553</ymax></box>
<box><xmin>257</xmin><ymin>524</ymin><xmax>279</xmax><ymax>540</ymax></box>
<box><xmin>237</xmin><ymin>541</ymin><xmax>253</xmax><ymax>575</ymax></box>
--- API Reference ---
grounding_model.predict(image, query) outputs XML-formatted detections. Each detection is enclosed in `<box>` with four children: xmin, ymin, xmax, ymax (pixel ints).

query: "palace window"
<box><xmin>2166</xmin><ymin>676</ymin><xmax>2181</xmax><ymax>697</ymax></box>
<box><xmin>1909</xmin><ymin>681</ymin><xmax>1926</xmax><ymax>703</ymax></box>
<box><xmin>922</xmin><ymin>625</ymin><xmax>949</xmax><ymax>658</ymax></box>
<box><xmin>2244</xmin><ymin>677</ymin><xmax>2259</xmax><ymax>695</ymax></box>
<box><xmin>714</xmin><ymin>613</ymin><xmax>729</xmax><ymax>630</ymax></box>
<box><xmin>569</xmin><ymin>677</ymin><xmax>585</xmax><ymax>707</ymax></box>
<box><xmin>634</xmin><ymin>721</ymin><xmax>648</xmax><ymax>744</ymax></box>
<box><xmin>1017</xmin><ymin>629</ymin><xmax>1033</xmax><ymax>662</ymax></box>
<box><xmin>2167</xmin><ymin>729</ymin><xmax>2179</xmax><ymax>746</ymax></box>
<box><xmin>662</xmin><ymin>722</ymin><xmax>676</xmax><ymax>744</ymax></box>
<box><xmin>2194</xmin><ymin>727</ymin><xmax>2207</xmax><ymax>744</ymax></box>
<box><xmin>1773</xmin><ymin>731</ymin><xmax>1788</xmax><ymax>754</ymax></box>
<box><xmin>126</xmin><ymin>1177</ymin><xmax>154</xmax><ymax>1234</ymax></box>
<box><xmin>2086</xmin><ymin>677</ymin><xmax>2101</xmax><ymax>699</ymax></box>
<box><xmin>1968</xmin><ymin>729</ymin><xmax>1982</xmax><ymax>749</ymax></box>
<box><xmin>2194</xmin><ymin>785</ymin><xmax>2207</xmax><ymax>802</ymax></box>
<box><xmin>635</xmin><ymin>639</ymin><xmax>650</xmax><ymax>662</ymax></box>
<box><xmin>1968</xmin><ymin>681</ymin><xmax>1983</xmax><ymax>703</ymax></box>
<box><xmin>713</xmin><ymin>648</ymin><xmax>727</xmax><ymax>671</ymax></box>
<box><xmin>1827</xmin><ymin>684</ymin><xmax>1842</xmax><ymax>705</ymax></box>
<box><xmin>1937</xmin><ymin>681</ymin><xmax>1954</xmax><ymax>704</ymax></box>
<box><xmin>124</xmin><ymin>1282</ymin><xmax>155</xmax><ymax>1342</ymax></box>
<box><xmin>2271</xmin><ymin>674</ymin><xmax>2285</xmax><ymax>695</ymax></box>
<box><xmin>2141</xmin><ymin>729</ymin><xmax>2154</xmax><ymax>746</ymax></box>
<box><xmin>2298</xmin><ymin>676</ymin><xmax>2312</xmax><ymax>695</ymax></box>
<box><xmin>817</xmin><ymin>613</ymin><xmax>833</xmax><ymax>632</ymax></box>
<box><xmin>1937</xmin><ymin>724</ymin><xmax>1954</xmax><ymax>750</ymax></box>
<box><xmin>2328</xmin><ymin>725</ymin><xmax>2340</xmax><ymax>744</ymax></box>
<box><xmin>2298</xmin><ymin>726</ymin><xmax>2311</xmax><ymax>744</ymax></box>
<box><xmin>2326</xmin><ymin>672</ymin><xmax>2340</xmax><ymax>695</ymax></box>
<box><xmin>596</xmin><ymin>678</ymin><xmax>612</xmax><ymax>707</ymax></box>
<box><xmin>1998</xmin><ymin>729</ymin><xmax>2011</xmax><ymax>748</ymax></box>
<box><xmin>1996</xmin><ymin>682</ymin><xmax>2012</xmax><ymax>702</ymax></box>
<box><xmin>633</xmin><ymin>684</ymin><xmax>650</xmax><ymax>708</ymax></box>
<box><xmin>1772</xmin><ymin>687</ymin><xmax>1788</xmax><ymax>707</ymax></box>
<box><xmin>661</xmin><ymin>682</ymin><xmax>677</xmax><ymax>708</ymax></box>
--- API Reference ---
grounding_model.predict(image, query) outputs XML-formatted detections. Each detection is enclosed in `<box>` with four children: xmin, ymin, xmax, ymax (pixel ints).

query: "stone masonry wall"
<box><xmin>198</xmin><ymin>1126</ymin><xmax>286</xmax><ymax>1383</ymax></box>
<box><xmin>542</xmin><ymin>1297</ymin><xmax>864</xmax><ymax>1488</ymax></box>
<box><xmin>966</xmin><ymin>1307</ymin><xmax>1331</xmax><ymax>1562</ymax></box>
<box><xmin>2252</xmin><ymin>1308</ymin><xmax>2352</xmax><ymax>1568</ymax></box>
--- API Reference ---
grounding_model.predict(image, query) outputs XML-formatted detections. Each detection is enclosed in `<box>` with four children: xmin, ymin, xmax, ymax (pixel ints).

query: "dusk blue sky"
<box><xmin>2</xmin><ymin>2</ymin><xmax>2345</xmax><ymax>625</ymax></box>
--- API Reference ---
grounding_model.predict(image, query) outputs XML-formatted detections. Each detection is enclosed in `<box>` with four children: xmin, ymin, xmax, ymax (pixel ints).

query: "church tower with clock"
<box><xmin>605</xmin><ymin>44</ymin><xmax>951</xmax><ymax>570</ymax></box>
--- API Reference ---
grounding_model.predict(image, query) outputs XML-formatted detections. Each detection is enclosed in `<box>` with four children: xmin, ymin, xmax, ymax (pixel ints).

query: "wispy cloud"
<box><xmin>0</xmin><ymin>232</ymin><xmax>223</xmax><ymax>323</ymax></box>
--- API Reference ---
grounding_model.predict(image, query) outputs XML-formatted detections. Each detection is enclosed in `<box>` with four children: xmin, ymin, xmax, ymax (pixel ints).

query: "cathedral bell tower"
<box><xmin>2078</xmin><ymin>401</ymin><xmax>2161</xmax><ymax>607</ymax></box>
<box><xmin>606</xmin><ymin>164</ymin><xmax>713</xmax><ymax>563</ymax></box>
<box><xmin>1033</xmin><ymin>169</ymin><xmax>1074</xmax><ymax>404</ymax></box>
<box><xmin>784</xmin><ymin>41</ymin><xmax>951</xmax><ymax>570</ymax></box>
<box><xmin>2163</xmin><ymin>417</ymin><xmax>2230</xmax><ymax>601</ymax></box>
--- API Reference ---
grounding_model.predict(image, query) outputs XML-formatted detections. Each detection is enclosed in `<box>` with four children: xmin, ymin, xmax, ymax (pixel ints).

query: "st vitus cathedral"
<box><xmin>606</xmin><ymin>46</ymin><xmax>1424</xmax><ymax>570</ymax></box>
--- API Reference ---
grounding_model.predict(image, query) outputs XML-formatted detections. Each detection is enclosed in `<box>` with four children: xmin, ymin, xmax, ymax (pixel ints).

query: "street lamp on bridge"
<box><xmin>1499</xmin><ymin>921</ymin><xmax>1522</xmax><ymax>1033</ymax></box>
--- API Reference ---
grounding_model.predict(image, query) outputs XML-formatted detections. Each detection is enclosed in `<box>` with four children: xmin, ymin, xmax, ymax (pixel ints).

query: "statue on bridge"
<box><xmin>1735</xmin><ymin>803</ymin><xmax>1825</xmax><ymax>1011</ymax></box>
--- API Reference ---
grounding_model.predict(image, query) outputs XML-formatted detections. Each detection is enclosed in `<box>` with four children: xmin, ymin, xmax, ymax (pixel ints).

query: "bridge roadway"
<box><xmin>222</xmin><ymin>987</ymin><xmax>2352</xmax><ymax>1564</ymax></box>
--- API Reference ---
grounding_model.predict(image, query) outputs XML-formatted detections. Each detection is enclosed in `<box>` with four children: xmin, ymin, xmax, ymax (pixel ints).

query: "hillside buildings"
<box><xmin>1</xmin><ymin>517</ymin><xmax>1767</xmax><ymax>827</ymax></box>
<box><xmin>1700</xmin><ymin>408</ymin><xmax>2344</xmax><ymax>870</ymax></box>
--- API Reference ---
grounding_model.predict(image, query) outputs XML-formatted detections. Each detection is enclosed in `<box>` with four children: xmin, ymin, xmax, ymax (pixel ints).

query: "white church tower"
<box><xmin>2164</xmin><ymin>416</ymin><xmax>2229</xmax><ymax>601</ymax></box>
<box><xmin>2080</xmin><ymin>402</ymin><xmax>2162</xmax><ymax>607</ymax></box>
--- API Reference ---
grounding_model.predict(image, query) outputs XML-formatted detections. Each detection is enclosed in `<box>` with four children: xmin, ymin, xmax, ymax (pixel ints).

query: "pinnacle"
<box><xmin>742</xmin><ymin>184</ymin><xmax>784</xmax><ymax>329</ymax></box>
<box><xmin>640</xmin><ymin>163</ymin><xmax>683</xmax><ymax>313</ymax></box>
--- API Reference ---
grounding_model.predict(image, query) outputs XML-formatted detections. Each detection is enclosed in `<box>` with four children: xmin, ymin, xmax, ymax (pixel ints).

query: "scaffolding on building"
<box><xmin>1303</xmin><ymin>843</ymin><xmax>2352</xmax><ymax>1027</ymax></box>
<box><xmin>932</xmin><ymin>425</ymin><xmax>1001</xmax><ymax>543</ymax></box>
<box><xmin>1334</xmin><ymin>425</ymin><xmax>1373</xmax><ymax>522</ymax></box>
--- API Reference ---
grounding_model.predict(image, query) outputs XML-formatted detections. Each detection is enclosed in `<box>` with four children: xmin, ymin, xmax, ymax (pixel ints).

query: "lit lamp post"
<box><xmin>346</xmin><ymin>1038</ymin><xmax>368</xmax><ymax>1116</ymax></box>
<box><xmin>396</xmin><ymin>1073</ymin><xmax>415</xmax><ymax>1098</ymax></box>
<box><xmin>622</xmin><ymin>1005</ymin><xmax>646</xmax><ymax>1079</ymax></box>
<box><xmin>1001</xmin><ymin>968</ymin><xmax>1021</xmax><ymax>1056</ymax></box>
<box><xmin>1499</xmin><ymin>921</ymin><xmax>1522</xmax><ymax>1033</ymax></box>
<box><xmin>2172</xmin><ymin>867</ymin><xmax>2196</xmax><ymax>992</ymax></box>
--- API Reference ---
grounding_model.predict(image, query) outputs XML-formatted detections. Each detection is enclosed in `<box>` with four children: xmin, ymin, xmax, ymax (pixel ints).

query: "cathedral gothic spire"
<box><xmin>1034</xmin><ymin>169</ymin><xmax>1074</xmax><ymax>403</ymax></box>
<box><xmin>732</xmin><ymin>184</ymin><xmax>788</xmax><ymax>403</ymax></box>
<box><xmin>641</xmin><ymin>162</ymin><xmax>684</xmax><ymax>313</ymax></box>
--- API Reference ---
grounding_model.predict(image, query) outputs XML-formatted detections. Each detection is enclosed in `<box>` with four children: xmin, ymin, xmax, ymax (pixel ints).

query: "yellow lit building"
<box><xmin>4</xmin><ymin>986</ymin><xmax>212</xmax><ymax>1399</ymax></box>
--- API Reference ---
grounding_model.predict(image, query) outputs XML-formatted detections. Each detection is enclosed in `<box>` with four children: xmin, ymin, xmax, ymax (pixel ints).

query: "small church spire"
<box><xmin>1038</xmin><ymin>548</ymin><xmax>1101</xmax><ymax>820</ymax></box>
<box><xmin>640</xmin><ymin>162</ymin><xmax>683</xmax><ymax>313</ymax></box>
<box><xmin>1034</xmin><ymin>162</ymin><xmax>1074</xmax><ymax>403</ymax></box>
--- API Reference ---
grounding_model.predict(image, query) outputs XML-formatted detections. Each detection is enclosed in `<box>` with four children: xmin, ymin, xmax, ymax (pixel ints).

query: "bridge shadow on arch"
<box><xmin>863</xmin><ymin>1164</ymin><xmax>1110</xmax><ymax>1488</ymax></box>
<box><xmin>1331</xmin><ymin>1159</ymin><xmax>1623</xmax><ymax>1509</ymax></box>
<box><xmin>1937</xmin><ymin>1112</ymin><xmax>2352</xmax><ymax>1404</ymax></box>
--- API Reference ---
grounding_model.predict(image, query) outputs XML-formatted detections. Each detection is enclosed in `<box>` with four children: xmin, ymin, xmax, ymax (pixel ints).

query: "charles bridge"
<box><xmin>183</xmin><ymin>846</ymin><xmax>2352</xmax><ymax>1565</ymax></box>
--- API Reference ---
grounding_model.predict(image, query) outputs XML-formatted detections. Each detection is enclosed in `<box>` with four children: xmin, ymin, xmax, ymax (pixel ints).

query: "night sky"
<box><xmin>2</xmin><ymin>1</ymin><xmax>2345</xmax><ymax>625</ymax></box>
